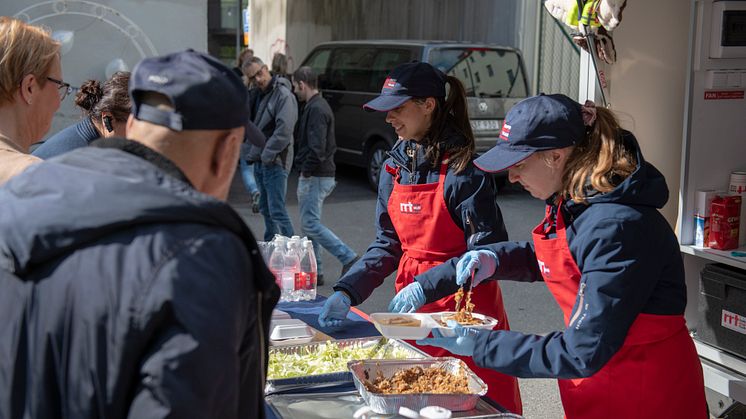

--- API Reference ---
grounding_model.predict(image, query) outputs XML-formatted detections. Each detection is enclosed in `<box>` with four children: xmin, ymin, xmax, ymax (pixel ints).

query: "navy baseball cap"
<box><xmin>363</xmin><ymin>62</ymin><xmax>446</xmax><ymax>112</ymax></box>
<box><xmin>474</xmin><ymin>94</ymin><xmax>585</xmax><ymax>173</ymax></box>
<box><xmin>129</xmin><ymin>49</ymin><xmax>250</xmax><ymax>132</ymax></box>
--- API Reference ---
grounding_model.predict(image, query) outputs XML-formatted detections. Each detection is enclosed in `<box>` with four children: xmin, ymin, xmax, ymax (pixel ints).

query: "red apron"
<box><xmin>532</xmin><ymin>202</ymin><xmax>707</xmax><ymax>419</ymax></box>
<box><xmin>387</xmin><ymin>160</ymin><xmax>522</xmax><ymax>414</ymax></box>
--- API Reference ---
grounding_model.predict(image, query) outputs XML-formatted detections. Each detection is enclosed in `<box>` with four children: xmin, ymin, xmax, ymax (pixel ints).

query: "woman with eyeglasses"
<box><xmin>33</xmin><ymin>72</ymin><xmax>131</xmax><ymax>159</ymax></box>
<box><xmin>0</xmin><ymin>17</ymin><xmax>64</xmax><ymax>185</ymax></box>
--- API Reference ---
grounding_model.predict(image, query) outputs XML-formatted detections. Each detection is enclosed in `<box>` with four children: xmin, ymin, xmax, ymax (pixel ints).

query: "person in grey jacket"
<box><xmin>0</xmin><ymin>50</ymin><xmax>279</xmax><ymax>419</ymax></box>
<box><xmin>243</xmin><ymin>56</ymin><xmax>298</xmax><ymax>240</ymax></box>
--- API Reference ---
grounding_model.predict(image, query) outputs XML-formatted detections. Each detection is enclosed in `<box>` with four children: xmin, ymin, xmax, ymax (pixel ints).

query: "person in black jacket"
<box><xmin>0</xmin><ymin>50</ymin><xmax>279</xmax><ymax>419</ymax></box>
<box><xmin>292</xmin><ymin>66</ymin><xmax>358</xmax><ymax>284</ymax></box>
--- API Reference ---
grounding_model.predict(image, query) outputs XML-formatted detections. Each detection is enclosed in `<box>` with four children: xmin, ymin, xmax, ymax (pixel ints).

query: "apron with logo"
<box><xmin>532</xmin><ymin>202</ymin><xmax>707</xmax><ymax>419</ymax></box>
<box><xmin>387</xmin><ymin>159</ymin><xmax>522</xmax><ymax>414</ymax></box>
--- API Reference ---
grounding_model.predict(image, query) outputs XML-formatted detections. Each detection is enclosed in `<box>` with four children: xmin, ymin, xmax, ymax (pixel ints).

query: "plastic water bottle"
<box><xmin>268</xmin><ymin>236</ymin><xmax>287</xmax><ymax>291</ymax></box>
<box><xmin>299</xmin><ymin>239</ymin><xmax>318</xmax><ymax>300</ymax></box>
<box><xmin>281</xmin><ymin>239</ymin><xmax>301</xmax><ymax>301</ymax></box>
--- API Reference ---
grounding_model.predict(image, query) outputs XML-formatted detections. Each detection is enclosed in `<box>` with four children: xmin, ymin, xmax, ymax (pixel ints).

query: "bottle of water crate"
<box><xmin>281</xmin><ymin>239</ymin><xmax>301</xmax><ymax>302</ymax></box>
<box><xmin>299</xmin><ymin>239</ymin><xmax>318</xmax><ymax>300</ymax></box>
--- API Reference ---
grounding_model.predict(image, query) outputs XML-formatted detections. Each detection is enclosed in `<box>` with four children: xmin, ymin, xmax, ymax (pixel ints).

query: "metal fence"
<box><xmin>536</xmin><ymin>7</ymin><xmax>580</xmax><ymax>99</ymax></box>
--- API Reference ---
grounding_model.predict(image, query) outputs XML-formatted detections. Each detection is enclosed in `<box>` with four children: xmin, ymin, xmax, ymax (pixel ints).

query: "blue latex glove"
<box><xmin>388</xmin><ymin>281</ymin><xmax>426</xmax><ymax>313</ymax></box>
<box><xmin>455</xmin><ymin>250</ymin><xmax>498</xmax><ymax>288</ymax></box>
<box><xmin>318</xmin><ymin>291</ymin><xmax>351</xmax><ymax>328</ymax></box>
<box><xmin>416</xmin><ymin>321</ymin><xmax>479</xmax><ymax>356</ymax></box>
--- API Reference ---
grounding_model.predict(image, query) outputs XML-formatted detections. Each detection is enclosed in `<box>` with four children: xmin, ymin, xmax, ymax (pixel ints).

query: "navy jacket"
<box><xmin>0</xmin><ymin>139</ymin><xmax>279</xmax><ymax>419</ymax></box>
<box><xmin>431</xmin><ymin>132</ymin><xmax>686</xmax><ymax>379</ymax></box>
<box><xmin>32</xmin><ymin>117</ymin><xmax>100</xmax><ymax>159</ymax></box>
<box><xmin>334</xmin><ymin>132</ymin><xmax>508</xmax><ymax>306</ymax></box>
<box><xmin>294</xmin><ymin>93</ymin><xmax>336</xmax><ymax>177</ymax></box>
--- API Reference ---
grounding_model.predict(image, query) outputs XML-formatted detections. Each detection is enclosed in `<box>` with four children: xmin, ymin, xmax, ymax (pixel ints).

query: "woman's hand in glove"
<box><xmin>416</xmin><ymin>321</ymin><xmax>480</xmax><ymax>357</ymax></box>
<box><xmin>388</xmin><ymin>282</ymin><xmax>426</xmax><ymax>313</ymax></box>
<box><xmin>318</xmin><ymin>291</ymin><xmax>351</xmax><ymax>328</ymax></box>
<box><xmin>455</xmin><ymin>250</ymin><xmax>498</xmax><ymax>288</ymax></box>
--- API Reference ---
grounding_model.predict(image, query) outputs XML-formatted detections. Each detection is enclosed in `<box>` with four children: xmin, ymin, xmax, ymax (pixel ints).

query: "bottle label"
<box><xmin>294</xmin><ymin>272</ymin><xmax>317</xmax><ymax>290</ymax></box>
<box><xmin>294</xmin><ymin>272</ymin><xmax>303</xmax><ymax>291</ymax></box>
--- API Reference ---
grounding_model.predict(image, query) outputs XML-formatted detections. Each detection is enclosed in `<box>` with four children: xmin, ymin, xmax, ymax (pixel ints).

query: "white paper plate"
<box><xmin>369</xmin><ymin>313</ymin><xmax>439</xmax><ymax>340</ymax></box>
<box><xmin>431</xmin><ymin>312</ymin><xmax>499</xmax><ymax>337</ymax></box>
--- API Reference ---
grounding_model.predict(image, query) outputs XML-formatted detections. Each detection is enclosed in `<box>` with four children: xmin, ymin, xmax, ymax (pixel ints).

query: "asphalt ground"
<box><xmin>229</xmin><ymin>164</ymin><xmax>565</xmax><ymax>418</ymax></box>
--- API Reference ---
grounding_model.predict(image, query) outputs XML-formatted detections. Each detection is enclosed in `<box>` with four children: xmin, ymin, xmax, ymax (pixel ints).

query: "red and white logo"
<box><xmin>399</xmin><ymin>202</ymin><xmax>422</xmax><ymax>214</ymax></box>
<box><xmin>383</xmin><ymin>77</ymin><xmax>397</xmax><ymax>90</ymax></box>
<box><xmin>537</xmin><ymin>259</ymin><xmax>551</xmax><ymax>277</ymax></box>
<box><xmin>499</xmin><ymin>123</ymin><xmax>511</xmax><ymax>141</ymax></box>
<box><xmin>722</xmin><ymin>309</ymin><xmax>746</xmax><ymax>335</ymax></box>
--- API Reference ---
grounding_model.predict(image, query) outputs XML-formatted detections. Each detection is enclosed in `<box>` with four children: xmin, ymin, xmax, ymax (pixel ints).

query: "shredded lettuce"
<box><xmin>268</xmin><ymin>340</ymin><xmax>415</xmax><ymax>380</ymax></box>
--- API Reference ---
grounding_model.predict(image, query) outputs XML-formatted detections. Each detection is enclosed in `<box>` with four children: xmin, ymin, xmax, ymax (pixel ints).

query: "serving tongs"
<box><xmin>455</xmin><ymin>269</ymin><xmax>475</xmax><ymax>313</ymax></box>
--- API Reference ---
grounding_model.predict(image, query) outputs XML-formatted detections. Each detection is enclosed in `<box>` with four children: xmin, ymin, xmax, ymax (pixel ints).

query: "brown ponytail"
<box><xmin>561</xmin><ymin>107</ymin><xmax>638</xmax><ymax>203</ymax></box>
<box><xmin>74</xmin><ymin>79</ymin><xmax>103</xmax><ymax>115</ymax></box>
<box><xmin>414</xmin><ymin>76</ymin><xmax>475</xmax><ymax>174</ymax></box>
<box><xmin>74</xmin><ymin>72</ymin><xmax>131</xmax><ymax>122</ymax></box>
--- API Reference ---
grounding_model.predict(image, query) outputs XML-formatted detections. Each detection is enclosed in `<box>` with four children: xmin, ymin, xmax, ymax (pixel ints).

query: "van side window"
<box><xmin>304</xmin><ymin>49</ymin><xmax>331</xmax><ymax>88</ymax></box>
<box><xmin>326</xmin><ymin>48</ymin><xmax>377</xmax><ymax>92</ymax></box>
<box><xmin>369</xmin><ymin>49</ymin><xmax>414</xmax><ymax>92</ymax></box>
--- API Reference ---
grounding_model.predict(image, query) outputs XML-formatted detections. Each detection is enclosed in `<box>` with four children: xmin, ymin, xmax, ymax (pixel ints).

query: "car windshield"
<box><xmin>428</xmin><ymin>47</ymin><xmax>528</xmax><ymax>98</ymax></box>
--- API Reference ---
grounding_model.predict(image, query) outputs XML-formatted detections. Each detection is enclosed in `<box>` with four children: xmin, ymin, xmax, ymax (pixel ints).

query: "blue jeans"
<box><xmin>297</xmin><ymin>176</ymin><xmax>357</xmax><ymax>277</ymax></box>
<box><xmin>239</xmin><ymin>158</ymin><xmax>259</xmax><ymax>195</ymax></box>
<box><xmin>255</xmin><ymin>162</ymin><xmax>294</xmax><ymax>241</ymax></box>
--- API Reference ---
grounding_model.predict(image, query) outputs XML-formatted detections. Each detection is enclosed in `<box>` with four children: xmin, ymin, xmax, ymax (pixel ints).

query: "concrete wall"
<box><xmin>250</xmin><ymin>0</ymin><xmax>289</xmax><ymax>66</ymax></box>
<box><xmin>604</xmin><ymin>0</ymin><xmax>692</xmax><ymax>225</ymax></box>
<box><xmin>251</xmin><ymin>0</ymin><xmax>520</xmax><ymax>73</ymax></box>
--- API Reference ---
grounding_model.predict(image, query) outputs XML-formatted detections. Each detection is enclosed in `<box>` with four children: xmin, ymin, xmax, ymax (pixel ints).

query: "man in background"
<box><xmin>243</xmin><ymin>56</ymin><xmax>297</xmax><ymax>240</ymax></box>
<box><xmin>293</xmin><ymin>66</ymin><xmax>358</xmax><ymax>285</ymax></box>
<box><xmin>0</xmin><ymin>50</ymin><xmax>278</xmax><ymax>419</ymax></box>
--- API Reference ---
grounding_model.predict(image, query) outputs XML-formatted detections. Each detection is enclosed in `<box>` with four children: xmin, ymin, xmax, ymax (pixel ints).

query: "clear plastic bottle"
<box><xmin>282</xmin><ymin>239</ymin><xmax>301</xmax><ymax>302</ymax></box>
<box><xmin>299</xmin><ymin>239</ymin><xmax>318</xmax><ymax>300</ymax></box>
<box><xmin>268</xmin><ymin>236</ymin><xmax>287</xmax><ymax>291</ymax></box>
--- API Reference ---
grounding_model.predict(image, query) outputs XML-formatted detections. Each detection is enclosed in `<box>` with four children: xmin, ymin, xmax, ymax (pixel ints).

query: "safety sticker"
<box><xmin>722</xmin><ymin>309</ymin><xmax>746</xmax><ymax>335</ymax></box>
<box><xmin>704</xmin><ymin>91</ymin><xmax>744</xmax><ymax>100</ymax></box>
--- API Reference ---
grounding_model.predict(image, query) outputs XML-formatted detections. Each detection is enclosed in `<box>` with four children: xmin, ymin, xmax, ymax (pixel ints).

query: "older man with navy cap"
<box><xmin>0</xmin><ymin>50</ymin><xmax>279</xmax><ymax>419</ymax></box>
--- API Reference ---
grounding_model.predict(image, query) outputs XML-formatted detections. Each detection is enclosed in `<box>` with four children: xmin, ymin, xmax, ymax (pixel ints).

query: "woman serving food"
<box><xmin>404</xmin><ymin>93</ymin><xmax>707</xmax><ymax>419</ymax></box>
<box><xmin>317</xmin><ymin>62</ymin><xmax>522</xmax><ymax>413</ymax></box>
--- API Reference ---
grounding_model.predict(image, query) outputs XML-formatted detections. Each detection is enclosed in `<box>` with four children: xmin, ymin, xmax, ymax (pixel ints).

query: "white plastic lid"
<box><xmin>419</xmin><ymin>406</ymin><xmax>452</xmax><ymax>419</ymax></box>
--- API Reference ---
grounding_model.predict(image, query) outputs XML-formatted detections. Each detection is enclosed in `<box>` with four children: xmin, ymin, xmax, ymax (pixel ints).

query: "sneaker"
<box><xmin>340</xmin><ymin>256</ymin><xmax>360</xmax><ymax>278</ymax></box>
<box><xmin>251</xmin><ymin>191</ymin><xmax>260</xmax><ymax>214</ymax></box>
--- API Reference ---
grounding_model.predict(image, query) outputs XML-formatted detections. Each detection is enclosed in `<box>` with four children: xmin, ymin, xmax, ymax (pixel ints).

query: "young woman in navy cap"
<box><xmin>411</xmin><ymin>94</ymin><xmax>707</xmax><ymax>418</ymax></box>
<box><xmin>318</xmin><ymin>62</ymin><xmax>522</xmax><ymax>413</ymax></box>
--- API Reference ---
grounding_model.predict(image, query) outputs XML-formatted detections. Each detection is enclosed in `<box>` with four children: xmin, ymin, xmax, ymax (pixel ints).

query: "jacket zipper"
<box><xmin>257</xmin><ymin>291</ymin><xmax>266</xmax><ymax>388</ymax></box>
<box><xmin>466</xmin><ymin>214</ymin><xmax>477</xmax><ymax>249</ymax></box>
<box><xmin>568</xmin><ymin>282</ymin><xmax>586</xmax><ymax>327</ymax></box>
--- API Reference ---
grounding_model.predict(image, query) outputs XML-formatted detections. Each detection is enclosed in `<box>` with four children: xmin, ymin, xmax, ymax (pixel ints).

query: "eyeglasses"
<box><xmin>46</xmin><ymin>77</ymin><xmax>73</xmax><ymax>101</ymax></box>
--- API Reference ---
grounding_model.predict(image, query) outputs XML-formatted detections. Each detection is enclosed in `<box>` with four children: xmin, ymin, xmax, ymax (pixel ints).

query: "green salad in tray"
<box><xmin>268</xmin><ymin>339</ymin><xmax>416</xmax><ymax>380</ymax></box>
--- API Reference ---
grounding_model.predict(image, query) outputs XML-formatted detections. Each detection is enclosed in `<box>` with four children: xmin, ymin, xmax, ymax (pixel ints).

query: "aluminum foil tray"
<box><xmin>267</xmin><ymin>337</ymin><xmax>426</xmax><ymax>390</ymax></box>
<box><xmin>348</xmin><ymin>357</ymin><xmax>488</xmax><ymax>415</ymax></box>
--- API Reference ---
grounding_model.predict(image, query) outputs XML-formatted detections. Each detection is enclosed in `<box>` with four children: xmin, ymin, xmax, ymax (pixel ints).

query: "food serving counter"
<box><xmin>264</xmin><ymin>296</ymin><xmax>521</xmax><ymax>419</ymax></box>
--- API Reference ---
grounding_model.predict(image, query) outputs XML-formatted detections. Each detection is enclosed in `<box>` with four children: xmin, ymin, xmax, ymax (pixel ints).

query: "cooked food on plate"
<box><xmin>378</xmin><ymin>316</ymin><xmax>421</xmax><ymax>327</ymax></box>
<box><xmin>363</xmin><ymin>365</ymin><xmax>470</xmax><ymax>394</ymax></box>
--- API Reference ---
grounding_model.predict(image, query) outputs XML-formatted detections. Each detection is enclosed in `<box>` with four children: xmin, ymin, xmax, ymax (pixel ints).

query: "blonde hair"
<box><xmin>0</xmin><ymin>17</ymin><xmax>60</xmax><ymax>106</ymax></box>
<box><xmin>561</xmin><ymin>107</ymin><xmax>637</xmax><ymax>203</ymax></box>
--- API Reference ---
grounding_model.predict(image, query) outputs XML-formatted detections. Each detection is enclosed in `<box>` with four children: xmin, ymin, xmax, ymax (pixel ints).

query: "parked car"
<box><xmin>299</xmin><ymin>40</ymin><xmax>530</xmax><ymax>190</ymax></box>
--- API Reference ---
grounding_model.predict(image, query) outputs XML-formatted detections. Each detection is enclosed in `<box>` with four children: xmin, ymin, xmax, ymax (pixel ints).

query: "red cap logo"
<box><xmin>499</xmin><ymin>123</ymin><xmax>511</xmax><ymax>141</ymax></box>
<box><xmin>383</xmin><ymin>77</ymin><xmax>397</xmax><ymax>90</ymax></box>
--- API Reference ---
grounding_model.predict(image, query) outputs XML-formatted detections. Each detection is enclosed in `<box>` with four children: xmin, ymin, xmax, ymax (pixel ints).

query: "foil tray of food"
<box><xmin>348</xmin><ymin>357</ymin><xmax>488</xmax><ymax>414</ymax></box>
<box><xmin>266</xmin><ymin>337</ymin><xmax>426</xmax><ymax>391</ymax></box>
